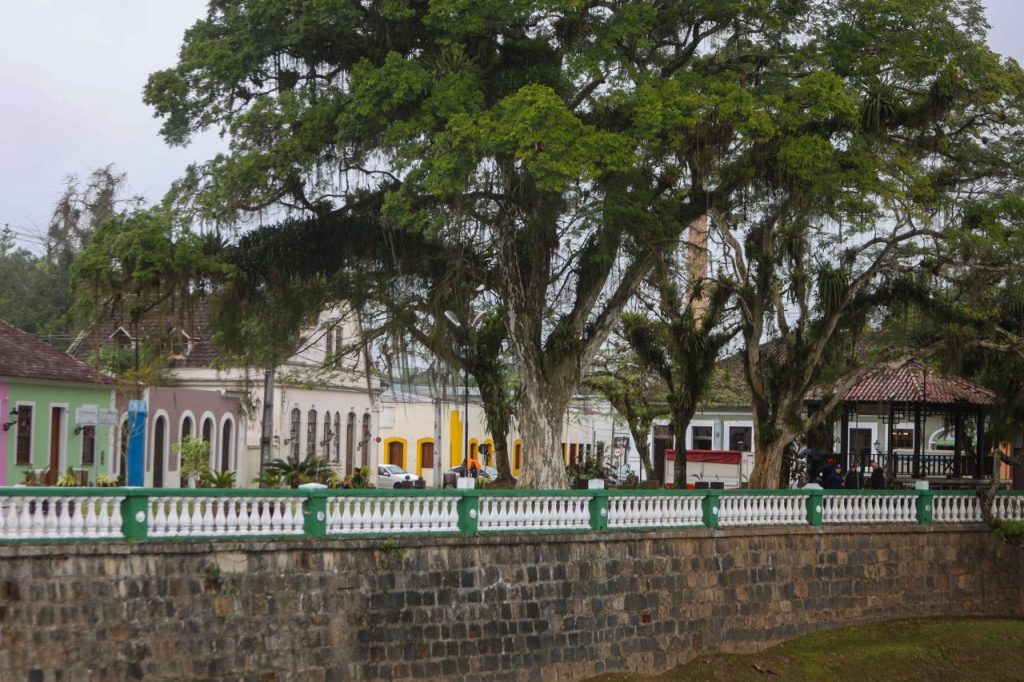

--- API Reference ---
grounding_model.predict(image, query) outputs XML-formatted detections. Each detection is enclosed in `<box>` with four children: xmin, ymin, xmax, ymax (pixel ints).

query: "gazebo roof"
<box><xmin>840</xmin><ymin>358</ymin><xmax>995</xmax><ymax>406</ymax></box>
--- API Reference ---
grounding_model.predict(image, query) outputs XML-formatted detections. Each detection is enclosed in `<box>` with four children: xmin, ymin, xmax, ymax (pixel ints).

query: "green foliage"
<box><xmin>94</xmin><ymin>473</ymin><xmax>117</xmax><ymax>488</ymax></box>
<box><xmin>565</xmin><ymin>454</ymin><xmax>612</xmax><ymax>487</ymax></box>
<box><xmin>199</xmin><ymin>469</ymin><xmax>237</xmax><ymax>489</ymax></box>
<box><xmin>252</xmin><ymin>469</ymin><xmax>284</xmax><ymax>489</ymax></box>
<box><xmin>993</xmin><ymin>520</ymin><xmax>1024</xmax><ymax>543</ymax></box>
<box><xmin>264</xmin><ymin>455</ymin><xmax>332</xmax><ymax>489</ymax></box>
<box><xmin>345</xmin><ymin>466</ymin><xmax>374</xmax><ymax>490</ymax></box>
<box><xmin>55</xmin><ymin>467</ymin><xmax>80</xmax><ymax>487</ymax></box>
<box><xmin>176</xmin><ymin>436</ymin><xmax>210</xmax><ymax>485</ymax></box>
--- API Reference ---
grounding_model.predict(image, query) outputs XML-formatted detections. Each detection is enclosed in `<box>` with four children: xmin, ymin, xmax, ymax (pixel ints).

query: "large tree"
<box><xmin>705</xmin><ymin>0</ymin><xmax>1024</xmax><ymax>487</ymax></box>
<box><xmin>216</xmin><ymin>200</ymin><xmax>522</xmax><ymax>482</ymax></box>
<box><xmin>621</xmin><ymin>222</ymin><xmax>737</xmax><ymax>487</ymax></box>
<box><xmin>146</xmin><ymin>0</ymin><xmax>817</xmax><ymax>488</ymax></box>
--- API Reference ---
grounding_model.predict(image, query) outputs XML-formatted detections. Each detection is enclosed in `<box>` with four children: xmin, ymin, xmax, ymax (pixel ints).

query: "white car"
<box><xmin>377</xmin><ymin>464</ymin><xmax>424</xmax><ymax>489</ymax></box>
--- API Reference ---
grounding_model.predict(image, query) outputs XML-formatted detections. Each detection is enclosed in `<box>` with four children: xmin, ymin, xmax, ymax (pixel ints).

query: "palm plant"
<box><xmin>264</xmin><ymin>455</ymin><xmax>331</xmax><ymax>488</ymax></box>
<box><xmin>200</xmin><ymin>469</ymin><xmax>237</xmax><ymax>489</ymax></box>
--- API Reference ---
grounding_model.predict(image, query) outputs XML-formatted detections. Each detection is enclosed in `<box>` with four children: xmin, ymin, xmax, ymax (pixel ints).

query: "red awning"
<box><xmin>687</xmin><ymin>449</ymin><xmax>741</xmax><ymax>465</ymax></box>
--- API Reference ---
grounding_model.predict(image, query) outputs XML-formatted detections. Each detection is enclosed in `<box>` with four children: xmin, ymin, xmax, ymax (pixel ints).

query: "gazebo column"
<box><xmin>840</xmin><ymin>405</ymin><xmax>850</xmax><ymax>470</ymax></box>
<box><xmin>886</xmin><ymin>402</ymin><xmax>896</xmax><ymax>482</ymax></box>
<box><xmin>975</xmin><ymin>408</ymin><xmax>986</xmax><ymax>479</ymax></box>
<box><xmin>912</xmin><ymin>402</ymin><xmax>922</xmax><ymax>479</ymax></box>
<box><xmin>953</xmin><ymin>406</ymin><xmax>963</xmax><ymax>479</ymax></box>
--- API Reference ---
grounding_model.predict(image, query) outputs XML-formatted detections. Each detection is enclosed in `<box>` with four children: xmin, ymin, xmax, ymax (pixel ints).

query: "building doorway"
<box><xmin>153</xmin><ymin>416</ymin><xmax>166</xmax><ymax>488</ymax></box>
<box><xmin>387</xmin><ymin>440</ymin><xmax>404</xmax><ymax>468</ymax></box>
<box><xmin>46</xmin><ymin>407</ymin><xmax>65</xmax><ymax>485</ymax></box>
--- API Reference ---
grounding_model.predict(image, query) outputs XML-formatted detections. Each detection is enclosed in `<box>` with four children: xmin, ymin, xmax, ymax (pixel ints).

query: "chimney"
<box><xmin>686</xmin><ymin>214</ymin><xmax>709</xmax><ymax>325</ymax></box>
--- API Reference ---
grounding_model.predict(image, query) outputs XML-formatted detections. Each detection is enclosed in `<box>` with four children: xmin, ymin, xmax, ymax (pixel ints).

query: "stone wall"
<box><xmin>1</xmin><ymin>525</ymin><xmax>1021</xmax><ymax>681</ymax></box>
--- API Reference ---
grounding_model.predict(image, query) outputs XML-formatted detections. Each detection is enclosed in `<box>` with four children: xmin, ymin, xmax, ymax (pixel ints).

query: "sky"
<box><xmin>1</xmin><ymin>1</ymin><xmax>1022</xmax><ymax>252</ymax></box>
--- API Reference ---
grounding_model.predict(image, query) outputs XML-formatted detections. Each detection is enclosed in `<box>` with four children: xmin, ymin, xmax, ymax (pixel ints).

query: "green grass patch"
<box><xmin>591</xmin><ymin>618</ymin><xmax>1024</xmax><ymax>681</ymax></box>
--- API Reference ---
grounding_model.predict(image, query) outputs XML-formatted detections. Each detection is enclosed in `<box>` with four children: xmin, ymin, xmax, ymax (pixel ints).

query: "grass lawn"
<box><xmin>591</xmin><ymin>618</ymin><xmax>1024</xmax><ymax>681</ymax></box>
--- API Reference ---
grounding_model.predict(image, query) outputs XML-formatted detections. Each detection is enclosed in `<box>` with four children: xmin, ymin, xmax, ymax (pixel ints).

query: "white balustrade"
<box><xmin>4</xmin><ymin>490</ymin><xmax>1023</xmax><ymax>542</ymax></box>
<box><xmin>478</xmin><ymin>496</ymin><xmax>590</xmax><ymax>531</ymax></box>
<box><xmin>718</xmin><ymin>494</ymin><xmax>808</xmax><ymax>527</ymax></box>
<box><xmin>326</xmin><ymin>496</ymin><xmax>459</xmax><ymax>534</ymax></box>
<box><xmin>994</xmin><ymin>495</ymin><xmax>1024</xmax><ymax>522</ymax></box>
<box><xmin>822</xmin><ymin>494</ymin><xmax>917</xmax><ymax>524</ymax></box>
<box><xmin>147</xmin><ymin>496</ymin><xmax>304</xmax><ymax>537</ymax></box>
<box><xmin>0</xmin><ymin>495</ymin><xmax>123</xmax><ymax>540</ymax></box>
<box><xmin>607</xmin><ymin>496</ymin><xmax>703</xmax><ymax>528</ymax></box>
<box><xmin>932</xmin><ymin>495</ymin><xmax>984</xmax><ymax>523</ymax></box>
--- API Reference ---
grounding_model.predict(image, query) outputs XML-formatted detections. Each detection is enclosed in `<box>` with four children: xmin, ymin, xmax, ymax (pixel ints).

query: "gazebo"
<box><xmin>811</xmin><ymin>359</ymin><xmax>996</xmax><ymax>483</ymax></box>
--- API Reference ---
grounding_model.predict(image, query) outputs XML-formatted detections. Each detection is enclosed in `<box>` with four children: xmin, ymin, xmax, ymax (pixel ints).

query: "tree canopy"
<box><xmin>145</xmin><ymin>0</ymin><xmax>1024</xmax><ymax>488</ymax></box>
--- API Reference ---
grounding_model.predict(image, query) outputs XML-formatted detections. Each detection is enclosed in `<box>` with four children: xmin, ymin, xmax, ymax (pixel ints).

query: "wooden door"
<box><xmin>653</xmin><ymin>424</ymin><xmax>673</xmax><ymax>484</ymax></box>
<box><xmin>420</xmin><ymin>442</ymin><xmax>434</xmax><ymax>472</ymax></box>
<box><xmin>47</xmin><ymin>407</ymin><xmax>62</xmax><ymax>485</ymax></box>
<box><xmin>849</xmin><ymin>428</ymin><xmax>872</xmax><ymax>459</ymax></box>
<box><xmin>388</xmin><ymin>441</ymin><xmax>403</xmax><ymax>467</ymax></box>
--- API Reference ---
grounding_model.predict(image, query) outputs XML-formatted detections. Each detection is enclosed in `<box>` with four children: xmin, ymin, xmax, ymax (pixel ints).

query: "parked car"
<box><xmin>377</xmin><ymin>464</ymin><xmax>425</xmax><ymax>489</ymax></box>
<box><xmin>445</xmin><ymin>463</ymin><xmax>498</xmax><ymax>484</ymax></box>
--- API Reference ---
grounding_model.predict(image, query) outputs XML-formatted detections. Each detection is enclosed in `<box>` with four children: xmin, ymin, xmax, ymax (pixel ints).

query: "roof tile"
<box><xmin>0</xmin><ymin>319</ymin><xmax>111</xmax><ymax>385</ymax></box>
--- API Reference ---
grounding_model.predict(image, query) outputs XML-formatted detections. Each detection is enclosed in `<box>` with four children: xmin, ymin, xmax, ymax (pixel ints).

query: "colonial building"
<box><xmin>69</xmin><ymin>302</ymin><xmax>380</xmax><ymax>486</ymax></box>
<box><xmin>1</xmin><ymin>319</ymin><xmax>115</xmax><ymax>486</ymax></box>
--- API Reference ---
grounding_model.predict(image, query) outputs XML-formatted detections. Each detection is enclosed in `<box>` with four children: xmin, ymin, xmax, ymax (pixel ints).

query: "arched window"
<box><xmin>290</xmin><ymin>408</ymin><xmax>301</xmax><ymax>460</ymax></box>
<box><xmin>221</xmin><ymin>419</ymin><xmax>233</xmax><ymax>471</ymax></box>
<box><xmin>307</xmin><ymin>409</ymin><xmax>318</xmax><ymax>456</ymax></box>
<box><xmin>153</xmin><ymin>415</ymin><xmax>167</xmax><ymax>488</ymax></box>
<box><xmin>202</xmin><ymin>417</ymin><xmax>216</xmax><ymax>469</ymax></box>
<box><xmin>346</xmin><ymin>411</ymin><xmax>356</xmax><ymax>474</ymax></box>
<box><xmin>175</xmin><ymin>415</ymin><xmax>193</xmax><ymax>473</ymax></box>
<box><xmin>333</xmin><ymin>413</ymin><xmax>341</xmax><ymax>462</ymax></box>
<box><xmin>360</xmin><ymin>412</ymin><xmax>371</xmax><ymax>468</ymax></box>
<box><xmin>322</xmin><ymin>416</ymin><xmax>332</xmax><ymax>458</ymax></box>
<box><xmin>325</xmin><ymin>331</ymin><xmax>333</xmax><ymax>365</ymax></box>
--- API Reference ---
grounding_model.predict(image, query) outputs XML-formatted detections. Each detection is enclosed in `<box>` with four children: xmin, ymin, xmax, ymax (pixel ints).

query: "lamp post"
<box><xmin>444</xmin><ymin>310</ymin><xmax>479</xmax><ymax>475</ymax></box>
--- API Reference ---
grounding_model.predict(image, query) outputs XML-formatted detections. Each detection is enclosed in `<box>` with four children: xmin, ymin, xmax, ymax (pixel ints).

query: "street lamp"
<box><xmin>444</xmin><ymin>310</ymin><xmax>479</xmax><ymax>475</ymax></box>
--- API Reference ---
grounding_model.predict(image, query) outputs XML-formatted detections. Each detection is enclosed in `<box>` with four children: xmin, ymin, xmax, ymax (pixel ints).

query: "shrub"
<box><xmin>176</xmin><ymin>436</ymin><xmax>210</xmax><ymax>487</ymax></box>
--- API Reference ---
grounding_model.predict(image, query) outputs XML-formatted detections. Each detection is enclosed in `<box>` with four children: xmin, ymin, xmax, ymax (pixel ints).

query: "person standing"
<box><xmin>824</xmin><ymin>464</ymin><xmax>845</xmax><ymax>490</ymax></box>
<box><xmin>869</xmin><ymin>459</ymin><xmax>886</xmax><ymax>489</ymax></box>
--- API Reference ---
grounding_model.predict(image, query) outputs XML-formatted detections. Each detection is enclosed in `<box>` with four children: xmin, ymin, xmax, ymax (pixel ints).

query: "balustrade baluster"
<box><xmin>149</xmin><ymin>499</ymin><xmax>164</xmax><ymax>536</ymax></box>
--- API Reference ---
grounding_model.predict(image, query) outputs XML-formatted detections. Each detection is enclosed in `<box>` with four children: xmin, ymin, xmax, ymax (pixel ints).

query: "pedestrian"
<box><xmin>815</xmin><ymin>457</ymin><xmax>837</xmax><ymax>485</ymax></box>
<box><xmin>869</xmin><ymin>459</ymin><xmax>885</xmax><ymax>489</ymax></box>
<box><xmin>823</xmin><ymin>464</ymin><xmax>845</xmax><ymax>490</ymax></box>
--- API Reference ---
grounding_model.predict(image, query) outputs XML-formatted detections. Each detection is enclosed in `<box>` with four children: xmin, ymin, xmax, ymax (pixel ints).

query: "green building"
<box><xmin>1</xmin><ymin>320</ymin><xmax>114</xmax><ymax>486</ymax></box>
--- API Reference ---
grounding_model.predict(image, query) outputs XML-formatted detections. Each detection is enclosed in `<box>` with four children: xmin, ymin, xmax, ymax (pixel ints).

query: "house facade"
<box><xmin>70</xmin><ymin>303</ymin><xmax>380</xmax><ymax>487</ymax></box>
<box><xmin>1</xmin><ymin>320</ymin><xmax>115</xmax><ymax>486</ymax></box>
<box><xmin>376</xmin><ymin>386</ymin><xmax>644</xmax><ymax>486</ymax></box>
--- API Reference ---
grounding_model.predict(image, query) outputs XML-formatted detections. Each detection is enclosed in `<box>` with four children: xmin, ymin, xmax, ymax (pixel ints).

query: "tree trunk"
<box><xmin>748</xmin><ymin>434</ymin><xmax>789</xmax><ymax>489</ymax></box>
<box><xmin>747</xmin><ymin>399</ymin><xmax>792</xmax><ymax>488</ymax></box>
<box><xmin>516</xmin><ymin>386</ymin><xmax>570</xmax><ymax>489</ymax></box>
<box><xmin>492</xmin><ymin>433</ymin><xmax>513</xmax><ymax>484</ymax></box>
<box><xmin>638</xmin><ymin>435</ymin><xmax>655</xmax><ymax>481</ymax></box>
<box><xmin>671</xmin><ymin>404</ymin><xmax>698</xmax><ymax>488</ymax></box>
<box><xmin>477</xmin><ymin>379</ymin><xmax>513</xmax><ymax>484</ymax></box>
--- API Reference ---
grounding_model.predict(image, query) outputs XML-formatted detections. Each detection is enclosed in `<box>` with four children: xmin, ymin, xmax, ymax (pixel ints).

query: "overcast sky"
<box><xmin>1</xmin><ymin>1</ymin><xmax>1021</xmax><ymax>252</ymax></box>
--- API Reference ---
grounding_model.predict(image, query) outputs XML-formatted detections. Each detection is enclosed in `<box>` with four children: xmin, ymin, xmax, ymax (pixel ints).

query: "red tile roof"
<box><xmin>68</xmin><ymin>299</ymin><xmax>220</xmax><ymax>368</ymax></box>
<box><xmin>0</xmin><ymin>319</ymin><xmax>111</xmax><ymax>385</ymax></box>
<box><xmin>840</xmin><ymin>358</ymin><xmax>995</xmax><ymax>406</ymax></box>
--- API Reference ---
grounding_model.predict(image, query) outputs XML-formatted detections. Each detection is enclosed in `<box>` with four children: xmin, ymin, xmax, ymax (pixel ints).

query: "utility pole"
<box><xmin>260</xmin><ymin>365</ymin><xmax>275</xmax><ymax>475</ymax></box>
